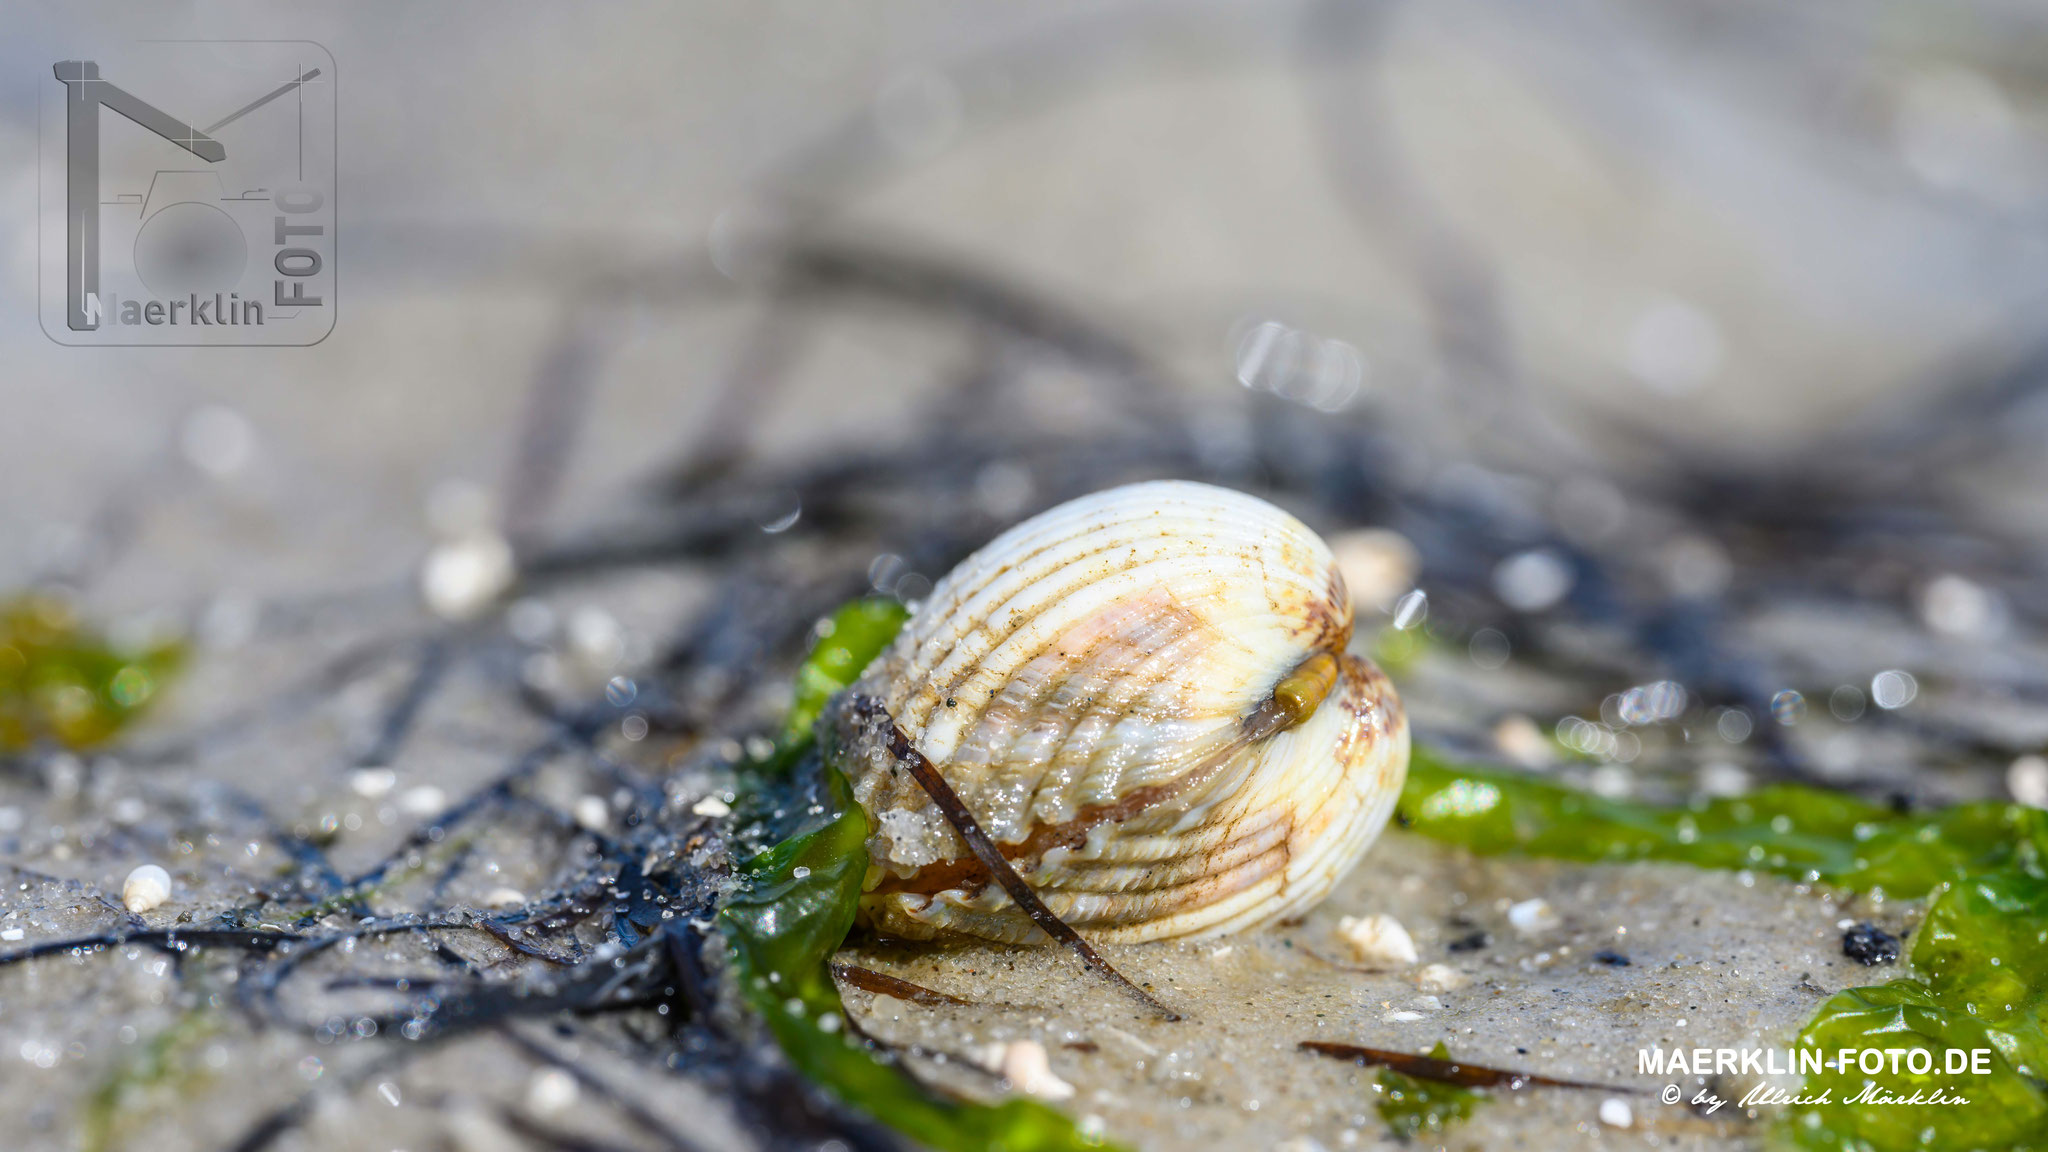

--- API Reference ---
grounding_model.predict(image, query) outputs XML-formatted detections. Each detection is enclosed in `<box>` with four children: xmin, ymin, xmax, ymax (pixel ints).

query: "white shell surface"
<box><xmin>831</xmin><ymin>480</ymin><xmax>1408</xmax><ymax>943</ymax></box>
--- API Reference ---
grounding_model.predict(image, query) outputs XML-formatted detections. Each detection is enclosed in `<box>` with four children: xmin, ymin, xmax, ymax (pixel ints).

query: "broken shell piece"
<box><xmin>525</xmin><ymin>1067</ymin><xmax>579</xmax><ymax>1116</ymax></box>
<box><xmin>420</xmin><ymin>532</ymin><xmax>516</xmax><ymax>621</ymax></box>
<box><xmin>974</xmin><ymin>1040</ymin><xmax>1075</xmax><ymax>1101</ymax></box>
<box><xmin>1492</xmin><ymin>714</ymin><xmax>1553</xmax><ymax>769</ymax></box>
<box><xmin>122</xmin><ymin>864</ymin><xmax>172</xmax><ymax>913</ymax></box>
<box><xmin>399</xmin><ymin>785</ymin><xmax>448</xmax><ymax>818</ymax></box>
<box><xmin>830</xmin><ymin>480</ymin><xmax>1409</xmax><ymax>944</ymax></box>
<box><xmin>1338</xmin><ymin>913</ymin><xmax>1419</xmax><ymax>968</ymax></box>
<box><xmin>1328</xmin><ymin>528</ymin><xmax>1420</xmax><ymax>614</ymax></box>
<box><xmin>573</xmin><ymin>795</ymin><xmax>609</xmax><ymax>832</ymax></box>
<box><xmin>349</xmin><ymin>767</ymin><xmax>397</xmax><ymax>798</ymax></box>
<box><xmin>1508</xmin><ymin>897</ymin><xmax>1561</xmax><ymax>937</ymax></box>
<box><xmin>481</xmin><ymin>887</ymin><xmax>527</xmax><ymax>909</ymax></box>
<box><xmin>1417</xmin><ymin>963</ymin><xmax>1469</xmax><ymax>991</ymax></box>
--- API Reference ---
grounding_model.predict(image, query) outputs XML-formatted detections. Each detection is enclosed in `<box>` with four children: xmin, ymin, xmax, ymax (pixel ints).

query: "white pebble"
<box><xmin>690</xmin><ymin>795</ymin><xmax>732</xmax><ymax>818</ymax></box>
<box><xmin>1329</xmin><ymin>529</ymin><xmax>1420</xmax><ymax>613</ymax></box>
<box><xmin>1417</xmin><ymin>963</ymin><xmax>1469</xmax><ymax>991</ymax></box>
<box><xmin>1493</xmin><ymin>714</ymin><xmax>1553</xmax><ymax>769</ymax></box>
<box><xmin>573</xmin><ymin>795</ymin><xmax>610</xmax><ymax>833</ymax></box>
<box><xmin>350</xmin><ymin>767</ymin><xmax>398</xmax><ymax>799</ymax></box>
<box><xmin>122</xmin><ymin>864</ymin><xmax>173</xmax><ymax>913</ymax></box>
<box><xmin>481</xmin><ymin>887</ymin><xmax>527</xmax><ymax>910</ymax></box>
<box><xmin>420</xmin><ymin>532</ymin><xmax>516</xmax><ymax>621</ymax></box>
<box><xmin>2010</xmin><ymin>755</ymin><xmax>2048</xmax><ymax>809</ymax></box>
<box><xmin>1385</xmin><ymin>1010</ymin><xmax>1426</xmax><ymax>1022</ymax></box>
<box><xmin>1508</xmin><ymin>897</ymin><xmax>1561</xmax><ymax>937</ymax></box>
<box><xmin>1337</xmin><ymin>913</ymin><xmax>1418</xmax><ymax>968</ymax></box>
<box><xmin>525</xmin><ymin>1067</ymin><xmax>579</xmax><ymax>1116</ymax></box>
<box><xmin>1599</xmin><ymin>1098</ymin><xmax>1634</xmax><ymax>1128</ymax></box>
<box><xmin>1921</xmin><ymin>574</ymin><xmax>1999</xmax><ymax>639</ymax></box>
<box><xmin>399</xmin><ymin>786</ymin><xmax>448</xmax><ymax>818</ymax></box>
<box><xmin>975</xmin><ymin>1040</ymin><xmax>1074</xmax><ymax>1101</ymax></box>
<box><xmin>1493</xmin><ymin>549</ymin><xmax>1574</xmax><ymax>612</ymax></box>
<box><xmin>1</xmin><ymin>928</ymin><xmax>23</xmax><ymax>942</ymax></box>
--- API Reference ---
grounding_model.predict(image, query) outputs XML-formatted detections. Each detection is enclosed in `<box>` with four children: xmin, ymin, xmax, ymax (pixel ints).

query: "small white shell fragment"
<box><xmin>525</xmin><ymin>1067</ymin><xmax>579</xmax><ymax>1116</ymax></box>
<box><xmin>1508</xmin><ymin>897</ymin><xmax>1561</xmax><ymax>937</ymax></box>
<box><xmin>975</xmin><ymin>1040</ymin><xmax>1075</xmax><ymax>1101</ymax></box>
<box><xmin>1338</xmin><ymin>913</ymin><xmax>1418</xmax><ymax>968</ymax></box>
<box><xmin>690</xmin><ymin>795</ymin><xmax>732</xmax><ymax>818</ymax></box>
<box><xmin>123</xmin><ymin>864</ymin><xmax>173</xmax><ymax>913</ymax></box>
<box><xmin>350</xmin><ymin>767</ymin><xmax>398</xmax><ymax>798</ymax></box>
<box><xmin>1599</xmin><ymin>1098</ymin><xmax>1634</xmax><ymax>1128</ymax></box>
<box><xmin>1417</xmin><ymin>963</ymin><xmax>1468</xmax><ymax>991</ymax></box>
<box><xmin>420</xmin><ymin>532</ymin><xmax>516</xmax><ymax>621</ymax></box>
<box><xmin>1385</xmin><ymin>1010</ymin><xmax>1426</xmax><ymax>1022</ymax></box>
<box><xmin>1</xmin><ymin>928</ymin><xmax>24</xmax><ymax>942</ymax></box>
<box><xmin>573</xmin><ymin>795</ymin><xmax>610</xmax><ymax>832</ymax></box>
<box><xmin>2010</xmin><ymin>755</ymin><xmax>2048</xmax><ymax>809</ymax></box>
<box><xmin>399</xmin><ymin>785</ymin><xmax>448</xmax><ymax>818</ymax></box>
<box><xmin>1329</xmin><ymin>528</ymin><xmax>1419</xmax><ymax>613</ymax></box>
<box><xmin>1493</xmin><ymin>714</ymin><xmax>1553</xmax><ymax>769</ymax></box>
<box><xmin>481</xmin><ymin>887</ymin><xmax>527</xmax><ymax>909</ymax></box>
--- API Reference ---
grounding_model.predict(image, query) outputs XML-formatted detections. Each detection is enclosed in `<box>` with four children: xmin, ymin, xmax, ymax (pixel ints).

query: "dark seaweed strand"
<box><xmin>0</xmin><ymin>927</ymin><xmax>298</xmax><ymax>968</ymax></box>
<box><xmin>1298</xmin><ymin>1041</ymin><xmax>1639</xmax><ymax>1093</ymax></box>
<box><xmin>852</xmin><ymin>696</ymin><xmax>1181</xmax><ymax>1021</ymax></box>
<box><xmin>829</xmin><ymin>963</ymin><xmax>975</xmax><ymax>1006</ymax></box>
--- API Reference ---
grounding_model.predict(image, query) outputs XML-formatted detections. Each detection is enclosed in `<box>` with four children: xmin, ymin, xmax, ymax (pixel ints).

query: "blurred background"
<box><xmin>8</xmin><ymin>2</ymin><xmax>2048</xmax><ymax>1149</ymax></box>
<box><xmin>8</xmin><ymin>1</ymin><xmax>2048</xmax><ymax>604</ymax></box>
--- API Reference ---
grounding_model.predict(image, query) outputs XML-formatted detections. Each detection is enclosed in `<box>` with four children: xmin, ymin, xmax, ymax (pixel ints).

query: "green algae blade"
<box><xmin>721</xmin><ymin>597</ymin><xmax>1111</xmax><ymax>1151</ymax></box>
<box><xmin>1399</xmin><ymin>747</ymin><xmax>2048</xmax><ymax>1151</ymax></box>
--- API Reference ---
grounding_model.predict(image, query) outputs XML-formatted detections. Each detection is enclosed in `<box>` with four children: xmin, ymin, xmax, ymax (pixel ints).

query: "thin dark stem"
<box><xmin>1298</xmin><ymin>1041</ymin><xmax>1640</xmax><ymax>1093</ymax></box>
<box><xmin>853</xmin><ymin>696</ymin><xmax>1180</xmax><ymax>1021</ymax></box>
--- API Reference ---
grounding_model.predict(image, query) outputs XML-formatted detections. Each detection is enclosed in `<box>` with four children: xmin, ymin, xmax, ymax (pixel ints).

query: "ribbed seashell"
<box><xmin>825</xmin><ymin>480</ymin><xmax>1408</xmax><ymax>944</ymax></box>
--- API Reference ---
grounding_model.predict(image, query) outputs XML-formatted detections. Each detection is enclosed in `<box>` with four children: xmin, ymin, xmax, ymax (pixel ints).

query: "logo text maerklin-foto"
<box><xmin>38</xmin><ymin>44</ymin><xmax>336</xmax><ymax>346</ymax></box>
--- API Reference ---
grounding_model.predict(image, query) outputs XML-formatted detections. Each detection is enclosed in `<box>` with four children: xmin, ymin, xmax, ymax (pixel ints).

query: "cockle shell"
<box><xmin>826</xmin><ymin>480</ymin><xmax>1408</xmax><ymax>944</ymax></box>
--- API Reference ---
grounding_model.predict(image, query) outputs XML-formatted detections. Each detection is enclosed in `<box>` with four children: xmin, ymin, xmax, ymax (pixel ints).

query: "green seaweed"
<box><xmin>720</xmin><ymin>599</ymin><xmax>1109</xmax><ymax>1152</ymax></box>
<box><xmin>1786</xmin><ymin>870</ymin><xmax>2048</xmax><ymax>1150</ymax></box>
<box><xmin>82</xmin><ymin>1010</ymin><xmax>218</xmax><ymax>1152</ymax></box>
<box><xmin>0</xmin><ymin>594</ymin><xmax>183</xmax><ymax>750</ymax></box>
<box><xmin>1375</xmin><ymin>1042</ymin><xmax>1487</xmax><ymax>1139</ymax></box>
<box><xmin>760</xmin><ymin>598</ymin><xmax>909</xmax><ymax>775</ymax></box>
<box><xmin>1398</xmin><ymin>748</ymin><xmax>2048</xmax><ymax>1151</ymax></box>
<box><xmin>1399</xmin><ymin>746</ymin><xmax>2048</xmax><ymax>899</ymax></box>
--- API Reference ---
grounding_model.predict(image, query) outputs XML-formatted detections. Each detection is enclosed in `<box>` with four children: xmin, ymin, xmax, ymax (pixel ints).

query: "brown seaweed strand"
<box><xmin>1298</xmin><ymin>1041</ymin><xmax>1639</xmax><ymax>1093</ymax></box>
